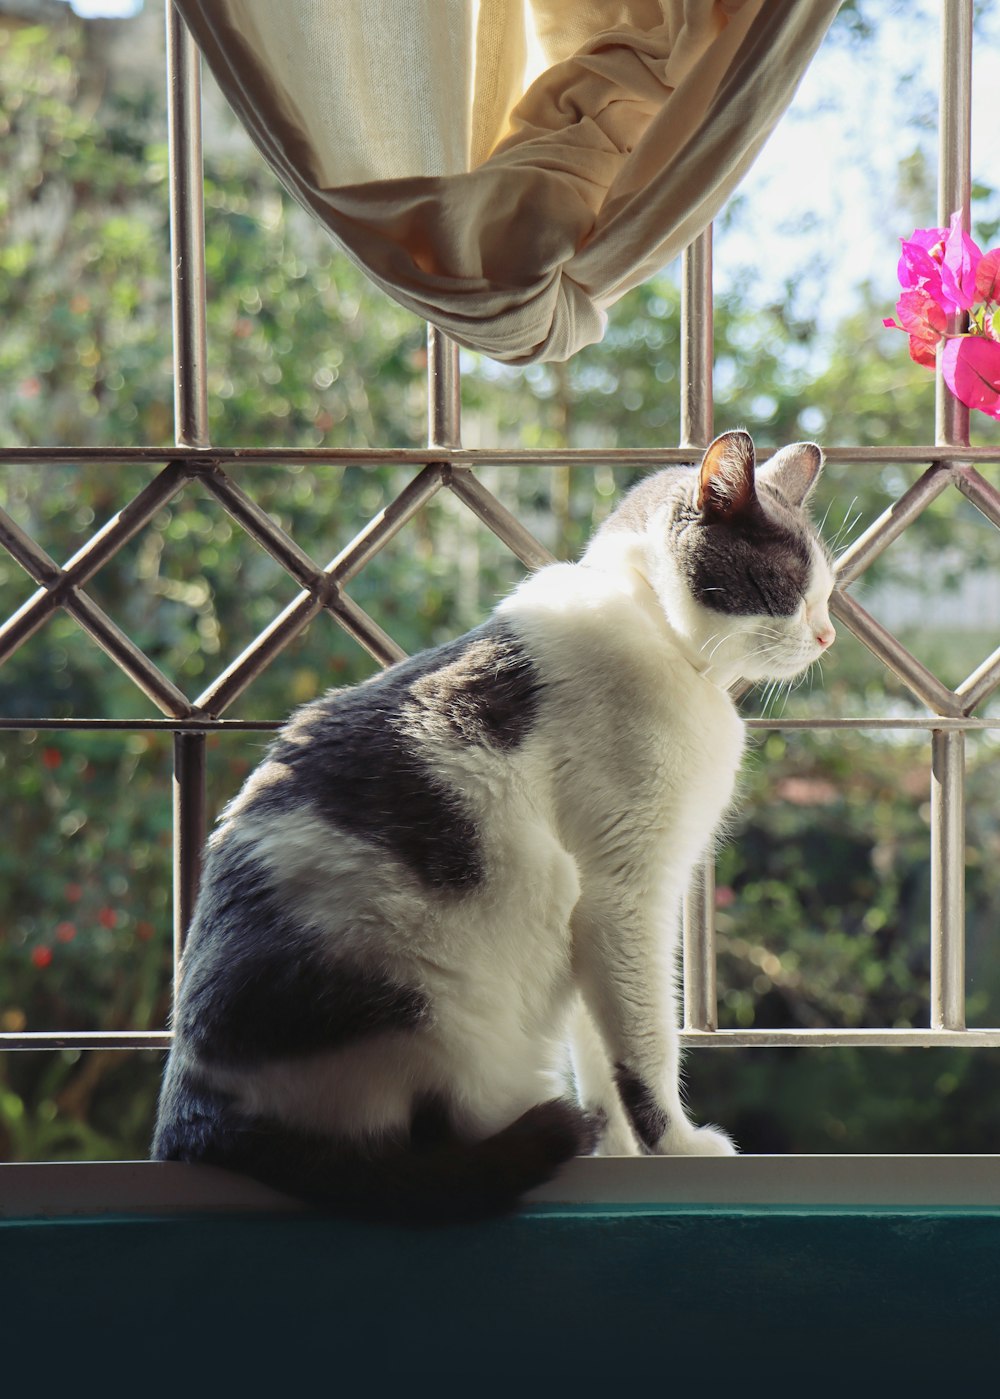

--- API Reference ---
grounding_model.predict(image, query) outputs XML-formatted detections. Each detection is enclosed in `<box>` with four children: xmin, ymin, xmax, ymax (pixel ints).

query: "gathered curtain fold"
<box><xmin>175</xmin><ymin>0</ymin><xmax>843</xmax><ymax>364</ymax></box>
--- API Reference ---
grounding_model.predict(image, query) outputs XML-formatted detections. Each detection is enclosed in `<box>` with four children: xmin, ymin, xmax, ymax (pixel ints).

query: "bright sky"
<box><xmin>713</xmin><ymin>0</ymin><xmax>1000</xmax><ymax>326</ymax></box>
<box><xmin>68</xmin><ymin>0</ymin><xmax>141</xmax><ymax>16</ymax></box>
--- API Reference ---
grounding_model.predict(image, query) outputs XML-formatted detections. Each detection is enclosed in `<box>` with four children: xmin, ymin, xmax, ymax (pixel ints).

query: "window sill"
<box><xmin>4</xmin><ymin>1152</ymin><xmax>1000</xmax><ymax>1219</ymax></box>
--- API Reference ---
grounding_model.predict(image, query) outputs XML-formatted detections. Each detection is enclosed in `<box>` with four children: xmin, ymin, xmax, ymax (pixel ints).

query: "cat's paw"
<box><xmin>658</xmin><ymin>1122</ymin><xmax>738</xmax><ymax>1157</ymax></box>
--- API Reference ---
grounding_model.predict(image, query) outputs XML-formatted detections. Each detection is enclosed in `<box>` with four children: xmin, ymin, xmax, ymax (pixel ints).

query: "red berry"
<box><xmin>31</xmin><ymin>946</ymin><xmax>53</xmax><ymax>969</ymax></box>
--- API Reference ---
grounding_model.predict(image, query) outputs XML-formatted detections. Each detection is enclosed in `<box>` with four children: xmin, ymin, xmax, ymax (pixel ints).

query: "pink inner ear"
<box><xmin>697</xmin><ymin>434</ymin><xmax>756</xmax><ymax>517</ymax></box>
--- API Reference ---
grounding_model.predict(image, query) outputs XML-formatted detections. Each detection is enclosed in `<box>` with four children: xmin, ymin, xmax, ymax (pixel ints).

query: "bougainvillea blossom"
<box><xmin>885</xmin><ymin>211</ymin><xmax>1000</xmax><ymax>421</ymax></box>
<box><xmin>941</xmin><ymin>336</ymin><xmax>1000</xmax><ymax>420</ymax></box>
<box><xmin>882</xmin><ymin>288</ymin><xmax>946</xmax><ymax>369</ymax></box>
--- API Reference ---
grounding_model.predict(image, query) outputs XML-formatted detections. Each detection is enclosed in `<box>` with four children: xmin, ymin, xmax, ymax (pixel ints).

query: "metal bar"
<box><xmin>957</xmin><ymin>647</ymin><xmax>1000</xmax><ymax>715</ymax></box>
<box><xmin>0</xmin><ymin>463</ymin><xmax>191</xmax><ymax>662</ymax></box>
<box><xmin>683</xmin><ymin>862</ymin><xmax>717</xmax><ymax>1031</ymax></box>
<box><xmin>930</xmin><ymin>729</ymin><xmax>966</xmax><ymax>1030</ymax></box>
<box><xmin>681</xmin><ymin>1028</ymin><xmax>1000</xmax><ymax>1049</ymax></box>
<box><xmin>829</xmin><ymin>591</ymin><xmax>962</xmax><ymax>716</ymax></box>
<box><xmin>172</xmin><ymin>731</ymin><xmax>206</xmax><ymax>967</ymax></box>
<box><xmin>679</xmin><ymin>227</ymin><xmax>718</xmax><ymax>1031</ymax></box>
<box><xmin>0</xmin><ymin>501</ymin><xmax>194</xmax><ymax>712</ymax></box>
<box><xmin>0</xmin><ymin>718</ymin><xmax>284</xmax><ymax>731</ymax></box>
<box><xmin>2</xmin><ymin>445</ymin><xmax>999</xmax><ymax>467</ymax></box>
<box><xmin>679</xmin><ymin>228</ymin><xmax>714</xmax><ymax>449</ymax></box>
<box><xmin>193</xmin><ymin>591</ymin><xmax>329</xmax><ymax>715</ymax></box>
<box><xmin>953</xmin><ymin>464</ymin><xmax>1000</xmax><ymax>528</ymax></box>
<box><xmin>834</xmin><ymin>464</ymin><xmax>954</xmax><ymax>586</ymax></box>
<box><xmin>936</xmin><ymin>0</ymin><xmax>973</xmax><ymax>448</ymax></box>
<box><xmin>9</xmin><ymin>1026</ymin><xmax>1000</xmax><ymax>1052</ymax></box>
<box><xmin>427</xmin><ymin>326</ymin><xmax>461</xmax><ymax>449</ymax></box>
<box><xmin>193</xmin><ymin>581</ymin><xmax>405</xmax><ymax>716</ymax></box>
<box><xmin>924</xmin><ymin>2</ymin><xmax>973</xmax><ymax>1036</ymax></box>
<box><xmin>447</xmin><ymin>468</ymin><xmax>556</xmax><ymax>571</ymax></box>
<box><xmin>325</xmin><ymin>464</ymin><xmax>448</xmax><ymax>586</ymax></box>
<box><xmin>166</xmin><ymin>3</ymin><xmax>210</xmax><ymax>972</ymax></box>
<box><xmin>5</xmin><ymin>714</ymin><xmax>1000</xmax><ymax>734</ymax></box>
<box><xmin>0</xmin><ymin>1032</ymin><xmax>173</xmax><ymax>1051</ymax></box>
<box><xmin>330</xmin><ymin>591</ymin><xmax>407</xmax><ymax>667</ymax></box>
<box><xmin>197</xmin><ymin>466</ymin><xmax>335</xmax><ymax>589</ymax></box>
<box><xmin>165</xmin><ymin>0</ymin><xmax>209</xmax><ymax>448</ymax></box>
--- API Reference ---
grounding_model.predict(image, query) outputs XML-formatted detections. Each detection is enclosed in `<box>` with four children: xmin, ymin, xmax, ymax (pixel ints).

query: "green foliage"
<box><xmin>1</xmin><ymin>14</ymin><xmax>999</xmax><ymax>1161</ymax></box>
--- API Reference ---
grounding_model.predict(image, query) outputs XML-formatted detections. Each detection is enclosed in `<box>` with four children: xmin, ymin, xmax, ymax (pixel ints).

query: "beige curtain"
<box><xmin>175</xmin><ymin>0</ymin><xmax>843</xmax><ymax>363</ymax></box>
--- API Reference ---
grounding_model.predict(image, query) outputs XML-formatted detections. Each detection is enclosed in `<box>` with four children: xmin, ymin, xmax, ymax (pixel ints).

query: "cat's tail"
<box><xmin>154</xmin><ymin>1084</ymin><xmax>597</xmax><ymax>1224</ymax></box>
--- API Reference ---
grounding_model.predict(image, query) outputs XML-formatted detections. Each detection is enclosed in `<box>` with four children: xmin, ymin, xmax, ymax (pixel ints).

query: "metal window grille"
<box><xmin>1</xmin><ymin>0</ymin><xmax>999</xmax><ymax>1069</ymax></box>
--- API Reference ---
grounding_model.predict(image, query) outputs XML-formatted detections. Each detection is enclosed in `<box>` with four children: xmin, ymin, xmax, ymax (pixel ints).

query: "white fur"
<box><xmin>190</xmin><ymin>478</ymin><xmax>833</xmax><ymax>1159</ymax></box>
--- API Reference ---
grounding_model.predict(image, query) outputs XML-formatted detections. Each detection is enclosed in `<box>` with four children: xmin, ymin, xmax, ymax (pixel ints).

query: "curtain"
<box><xmin>175</xmin><ymin>0</ymin><xmax>844</xmax><ymax>364</ymax></box>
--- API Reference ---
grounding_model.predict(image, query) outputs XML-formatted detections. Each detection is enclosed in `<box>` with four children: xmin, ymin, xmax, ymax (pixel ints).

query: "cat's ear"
<box><xmin>697</xmin><ymin>430</ymin><xmax>757</xmax><ymax>521</ymax></box>
<box><xmin>757</xmin><ymin>441</ymin><xmax>824</xmax><ymax>507</ymax></box>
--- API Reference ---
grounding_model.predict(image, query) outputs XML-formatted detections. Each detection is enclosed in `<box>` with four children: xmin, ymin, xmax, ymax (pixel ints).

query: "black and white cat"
<box><xmin>153</xmin><ymin>429</ymin><xmax>836</xmax><ymax>1220</ymax></box>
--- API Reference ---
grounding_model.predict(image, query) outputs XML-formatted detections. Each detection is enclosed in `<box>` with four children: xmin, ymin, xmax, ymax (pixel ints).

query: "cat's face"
<box><xmin>671</xmin><ymin>432</ymin><xmax>836</xmax><ymax>683</ymax></box>
<box><xmin>593</xmin><ymin>430</ymin><xmax>836</xmax><ymax>686</ymax></box>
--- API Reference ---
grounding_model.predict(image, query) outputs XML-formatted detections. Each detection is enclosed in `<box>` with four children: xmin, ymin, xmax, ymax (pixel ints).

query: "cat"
<box><xmin>152</xmin><ymin>428</ymin><xmax>836</xmax><ymax>1221</ymax></box>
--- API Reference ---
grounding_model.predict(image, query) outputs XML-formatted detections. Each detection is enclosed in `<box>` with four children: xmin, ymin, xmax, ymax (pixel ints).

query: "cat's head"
<box><xmin>588</xmin><ymin>429</ymin><xmax>836</xmax><ymax>686</ymax></box>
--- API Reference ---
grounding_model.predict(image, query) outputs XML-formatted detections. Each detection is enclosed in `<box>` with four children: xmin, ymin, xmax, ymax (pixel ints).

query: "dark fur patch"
<box><xmin>153</xmin><ymin>1081</ymin><xmax>594</xmax><ymax>1224</ymax></box>
<box><xmin>595</xmin><ymin>465</ymin><xmax>814</xmax><ymax>620</ymax></box>
<box><xmin>245</xmin><ymin>619</ymin><xmax>540</xmax><ymax>892</ymax></box>
<box><xmin>176</xmin><ymin>846</ymin><xmax>428</xmax><ymax>1065</ymax></box>
<box><xmin>614</xmin><ymin>1064</ymin><xmax>668</xmax><ymax>1152</ymax></box>
<box><xmin>683</xmin><ymin>503</ymin><xmax>811</xmax><ymax>618</ymax></box>
<box><xmin>406</xmin><ymin>625</ymin><xmax>541</xmax><ymax>751</ymax></box>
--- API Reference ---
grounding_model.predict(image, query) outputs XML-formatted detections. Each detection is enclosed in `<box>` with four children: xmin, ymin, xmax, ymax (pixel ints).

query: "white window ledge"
<box><xmin>3</xmin><ymin>1154</ymin><xmax>1000</xmax><ymax>1219</ymax></box>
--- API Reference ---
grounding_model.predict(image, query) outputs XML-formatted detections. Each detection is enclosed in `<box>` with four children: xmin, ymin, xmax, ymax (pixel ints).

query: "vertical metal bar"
<box><xmin>930</xmin><ymin>730</ymin><xmax>966</xmax><ymax>1030</ymax></box>
<box><xmin>927</xmin><ymin>0</ymin><xmax>972</xmax><ymax>1029</ymax></box>
<box><xmin>679</xmin><ymin>228</ymin><xmax>714</xmax><ymax>450</ymax></box>
<box><xmin>166</xmin><ymin>1</ymin><xmax>209</xmax><ymax>449</ymax></box>
<box><xmin>935</xmin><ymin>0</ymin><xmax>973</xmax><ymax>449</ymax></box>
<box><xmin>166</xmin><ymin>2</ymin><xmax>210</xmax><ymax>968</ymax></box>
<box><xmin>680</xmin><ymin>227</ymin><xmax>717</xmax><ymax>1029</ymax></box>
<box><xmin>427</xmin><ymin>325</ymin><xmax>462</xmax><ymax>449</ymax></box>
<box><xmin>172</xmin><ymin>731</ymin><xmax>206</xmax><ymax>983</ymax></box>
<box><xmin>683</xmin><ymin>864</ymin><xmax>718</xmax><ymax>1031</ymax></box>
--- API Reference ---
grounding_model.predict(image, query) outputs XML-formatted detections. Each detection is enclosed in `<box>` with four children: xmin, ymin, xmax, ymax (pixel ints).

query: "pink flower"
<box><xmin>897</xmin><ymin>225</ymin><xmax>948</xmax><ymax>298</ymax></box>
<box><xmin>885</xmin><ymin>212</ymin><xmax>1000</xmax><ymax>421</ymax></box>
<box><xmin>940</xmin><ymin>211</ymin><xmax>983</xmax><ymax>312</ymax></box>
<box><xmin>941</xmin><ymin>336</ymin><xmax>1000</xmax><ymax>420</ymax></box>
<box><xmin>976</xmin><ymin>247</ymin><xmax>1000</xmax><ymax>305</ymax></box>
<box><xmin>883</xmin><ymin>287</ymin><xmax>946</xmax><ymax>368</ymax></box>
<box><xmin>897</xmin><ymin>214</ymin><xmax>982</xmax><ymax>313</ymax></box>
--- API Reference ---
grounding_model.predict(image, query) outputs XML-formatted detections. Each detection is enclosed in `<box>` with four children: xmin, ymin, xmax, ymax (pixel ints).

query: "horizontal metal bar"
<box><xmin>0</xmin><ymin>1031</ymin><xmax>172</xmax><ymax>1050</ymax></box>
<box><xmin>682</xmin><ymin>1028</ymin><xmax>1000</xmax><ymax>1048</ymax></box>
<box><xmin>3</xmin><ymin>714</ymin><xmax>1000</xmax><ymax>734</ymax></box>
<box><xmin>7</xmin><ymin>1027</ymin><xmax>1000</xmax><ymax>1052</ymax></box>
<box><xmin>744</xmin><ymin>716</ymin><xmax>1000</xmax><ymax>731</ymax></box>
<box><xmin>2</xmin><ymin>445</ymin><xmax>999</xmax><ymax>467</ymax></box>
<box><xmin>0</xmin><ymin>717</ymin><xmax>283</xmax><ymax>731</ymax></box>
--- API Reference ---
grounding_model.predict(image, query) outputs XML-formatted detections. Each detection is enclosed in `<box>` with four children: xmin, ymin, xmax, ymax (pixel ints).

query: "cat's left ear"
<box><xmin>756</xmin><ymin>442</ymin><xmax>824</xmax><ymax>507</ymax></box>
<box><xmin>697</xmin><ymin>430</ymin><xmax>757</xmax><ymax>521</ymax></box>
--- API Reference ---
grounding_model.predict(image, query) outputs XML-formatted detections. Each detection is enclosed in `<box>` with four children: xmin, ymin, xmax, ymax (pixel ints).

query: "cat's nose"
<box><xmin>815</xmin><ymin>620</ymin><xmax>836</xmax><ymax>649</ymax></box>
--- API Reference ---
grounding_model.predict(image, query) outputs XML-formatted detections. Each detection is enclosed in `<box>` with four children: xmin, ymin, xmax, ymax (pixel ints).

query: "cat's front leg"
<box><xmin>566</xmin><ymin>997</ymin><xmax>643</xmax><ymax>1156</ymax></box>
<box><xmin>572</xmin><ymin>895</ymin><xmax>737</xmax><ymax>1158</ymax></box>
